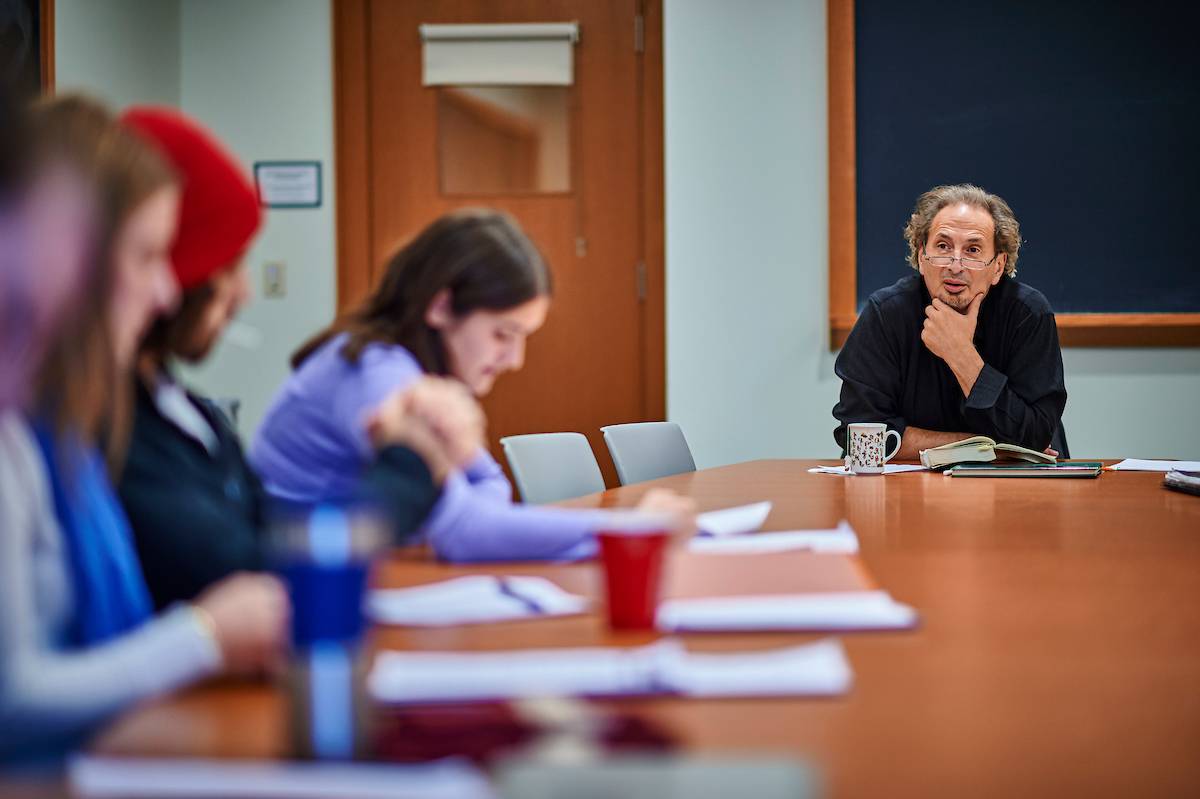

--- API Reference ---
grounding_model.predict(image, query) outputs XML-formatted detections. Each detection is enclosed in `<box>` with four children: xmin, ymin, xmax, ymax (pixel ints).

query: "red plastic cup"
<box><xmin>597</xmin><ymin>528</ymin><xmax>672</xmax><ymax>630</ymax></box>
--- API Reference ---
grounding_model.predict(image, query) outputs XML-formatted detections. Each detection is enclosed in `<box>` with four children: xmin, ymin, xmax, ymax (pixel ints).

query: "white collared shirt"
<box><xmin>152</xmin><ymin>375</ymin><xmax>219</xmax><ymax>456</ymax></box>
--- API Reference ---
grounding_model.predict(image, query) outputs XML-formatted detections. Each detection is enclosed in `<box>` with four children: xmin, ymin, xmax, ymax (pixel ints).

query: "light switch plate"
<box><xmin>263</xmin><ymin>261</ymin><xmax>286</xmax><ymax>298</ymax></box>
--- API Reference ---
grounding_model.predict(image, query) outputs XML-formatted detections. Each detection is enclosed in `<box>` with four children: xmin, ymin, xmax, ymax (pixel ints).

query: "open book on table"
<box><xmin>919</xmin><ymin>435</ymin><xmax>1055</xmax><ymax>470</ymax></box>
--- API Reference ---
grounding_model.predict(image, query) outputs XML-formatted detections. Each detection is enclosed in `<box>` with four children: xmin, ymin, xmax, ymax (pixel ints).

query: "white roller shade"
<box><xmin>420</xmin><ymin>22</ymin><xmax>580</xmax><ymax>86</ymax></box>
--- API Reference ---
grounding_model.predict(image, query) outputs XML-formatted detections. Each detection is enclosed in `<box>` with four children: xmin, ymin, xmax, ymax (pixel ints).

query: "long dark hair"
<box><xmin>292</xmin><ymin>208</ymin><xmax>552</xmax><ymax>373</ymax></box>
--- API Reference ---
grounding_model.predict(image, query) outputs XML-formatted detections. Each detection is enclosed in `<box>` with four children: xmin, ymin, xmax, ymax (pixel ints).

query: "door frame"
<box><xmin>331</xmin><ymin>0</ymin><xmax>666</xmax><ymax>421</ymax></box>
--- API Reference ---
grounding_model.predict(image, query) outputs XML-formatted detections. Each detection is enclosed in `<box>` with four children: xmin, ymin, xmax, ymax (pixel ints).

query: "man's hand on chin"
<box><xmin>922</xmin><ymin>292</ymin><xmax>981</xmax><ymax>360</ymax></box>
<box><xmin>922</xmin><ymin>292</ymin><xmax>986</xmax><ymax>396</ymax></box>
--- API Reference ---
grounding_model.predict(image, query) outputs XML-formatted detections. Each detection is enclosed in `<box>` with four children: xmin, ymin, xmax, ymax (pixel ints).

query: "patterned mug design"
<box><xmin>847</xmin><ymin>423</ymin><xmax>901</xmax><ymax>474</ymax></box>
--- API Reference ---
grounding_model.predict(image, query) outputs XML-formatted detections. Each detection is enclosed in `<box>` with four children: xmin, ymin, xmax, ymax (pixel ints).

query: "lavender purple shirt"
<box><xmin>250</xmin><ymin>335</ymin><xmax>609</xmax><ymax>562</ymax></box>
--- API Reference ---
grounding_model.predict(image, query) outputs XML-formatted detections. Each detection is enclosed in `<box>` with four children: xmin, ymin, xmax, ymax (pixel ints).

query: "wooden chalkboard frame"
<box><xmin>826</xmin><ymin>0</ymin><xmax>1200</xmax><ymax>349</ymax></box>
<box><xmin>40</xmin><ymin>0</ymin><xmax>53</xmax><ymax>90</ymax></box>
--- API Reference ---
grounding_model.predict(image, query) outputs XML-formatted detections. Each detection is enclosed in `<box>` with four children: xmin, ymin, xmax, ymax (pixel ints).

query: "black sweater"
<box><xmin>832</xmin><ymin>274</ymin><xmax>1068</xmax><ymax>456</ymax></box>
<box><xmin>119</xmin><ymin>378</ymin><xmax>439</xmax><ymax>609</ymax></box>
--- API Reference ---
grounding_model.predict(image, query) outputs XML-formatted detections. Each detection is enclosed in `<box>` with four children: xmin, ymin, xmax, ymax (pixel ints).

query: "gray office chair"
<box><xmin>600</xmin><ymin>421</ymin><xmax>697</xmax><ymax>486</ymax></box>
<box><xmin>499</xmin><ymin>432</ymin><xmax>606</xmax><ymax>505</ymax></box>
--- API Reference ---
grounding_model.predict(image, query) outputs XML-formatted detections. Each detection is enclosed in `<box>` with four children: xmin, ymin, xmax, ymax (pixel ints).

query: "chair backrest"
<box><xmin>600</xmin><ymin>422</ymin><xmax>696</xmax><ymax>486</ymax></box>
<box><xmin>499</xmin><ymin>432</ymin><xmax>606</xmax><ymax>505</ymax></box>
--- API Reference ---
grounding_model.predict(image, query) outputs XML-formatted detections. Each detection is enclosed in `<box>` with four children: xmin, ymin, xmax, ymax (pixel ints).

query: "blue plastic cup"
<box><xmin>270</xmin><ymin>502</ymin><xmax>389</xmax><ymax>760</ymax></box>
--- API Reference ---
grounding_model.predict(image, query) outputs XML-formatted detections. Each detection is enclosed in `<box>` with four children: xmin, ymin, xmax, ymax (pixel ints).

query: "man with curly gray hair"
<box><xmin>833</xmin><ymin>184</ymin><xmax>1067</xmax><ymax>459</ymax></box>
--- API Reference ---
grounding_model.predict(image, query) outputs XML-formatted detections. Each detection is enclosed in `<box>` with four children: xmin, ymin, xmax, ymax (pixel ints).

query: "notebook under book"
<box><xmin>945</xmin><ymin>462</ymin><xmax>1103</xmax><ymax>478</ymax></box>
<box><xmin>919</xmin><ymin>435</ymin><xmax>1056</xmax><ymax>469</ymax></box>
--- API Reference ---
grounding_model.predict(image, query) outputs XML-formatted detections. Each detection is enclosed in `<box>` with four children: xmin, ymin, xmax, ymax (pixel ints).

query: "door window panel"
<box><xmin>437</xmin><ymin>85</ymin><xmax>571</xmax><ymax>195</ymax></box>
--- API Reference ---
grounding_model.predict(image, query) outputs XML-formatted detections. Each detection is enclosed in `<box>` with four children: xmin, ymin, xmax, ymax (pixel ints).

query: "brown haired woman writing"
<box><xmin>252</xmin><ymin>209</ymin><xmax>693</xmax><ymax>562</ymax></box>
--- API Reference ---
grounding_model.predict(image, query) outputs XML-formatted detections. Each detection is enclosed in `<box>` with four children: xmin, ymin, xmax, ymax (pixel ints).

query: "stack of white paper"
<box><xmin>808</xmin><ymin>464</ymin><xmax>927</xmax><ymax>476</ymax></box>
<box><xmin>367</xmin><ymin>575</ymin><xmax>587</xmax><ymax>626</ymax></box>
<box><xmin>1110</xmin><ymin>459</ymin><xmax>1200</xmax><ymax>472</ymax></box>
<box><xmin>695</xmin><ymin>501</ymin><xmax>773</xmax><ymax>537</ymax></box>
<box><xmin>368</xmin><ymin>639</ymin><xmax>853</xmax><ymax>703</ymax></box>
<box><xmin>657</xmin><ymin>590</ymin><xmax>918</xmax><ymax>633</ymax></box>
<box><xmin>661</xmin><ymin>639</ymin><xmax>852</xmax><ymax>697</ymax></box>
<box><xmin>688</xmin><ymin>521</ymin><xmax>860</xmax><ymax>554</ymax></box>
<box><xmin>371</xmin><ymin>644</ymin><xmax>653</xmax><ymax>702</ymax></box>
<box><xmin>70</xmin><ymin>756</ymin><xmax>495</xmax><ymax>799</ymax></box>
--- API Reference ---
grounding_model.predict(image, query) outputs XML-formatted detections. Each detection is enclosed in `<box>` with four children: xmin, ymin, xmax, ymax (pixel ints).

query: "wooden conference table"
<box><xmin>87</xmin><ymin>460</ymin><xmax>1200</xmax><ymax>798</ymax></box>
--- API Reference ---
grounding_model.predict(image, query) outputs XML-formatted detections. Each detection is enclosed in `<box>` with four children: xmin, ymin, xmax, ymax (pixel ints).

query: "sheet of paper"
<box><xmin>370</xmin><ymin>643</ymin><xmax>665</xmax><ymax>703</ymax></box>
<box><xmin>688</xmin><ymin>521</ymin><xmax>859</xmax><ymax>554</ymax></box>
<box><xmin>70</xmin><ymin>755</ymin><xmax>495</xmax><ymax>799</ymax></box>
<box><xmin>808</xmin><ymin>464</ymin><xmax>927</xmax><ymax>476</ymax></box>
<box><xmin>369</xmin><ymin>639</ymin><xmax>852</xmax><ymax>703</ymax></box>
<box><xmin>696</xmin><ymin>501</ymin><xmax>773</xmax><ymax>537</ymax></box>
<box><xmin>1109</xmin><ymin>459</ymin><xmax>1200</xmax><ymax>472</ymax></box>
<box><xmin>660</xmin><ymin>638</ymin><xmax>852</xmax><ymax>698</ymax></box>
<box><xmin>367</xmin><ymin>575</ymin><xmax>587</xmax><ymax>626</ymax></box>
<box><xmin>657</xmin><ymin>590</ymin><xmax>918</xmax><ymax>632</ymax></box>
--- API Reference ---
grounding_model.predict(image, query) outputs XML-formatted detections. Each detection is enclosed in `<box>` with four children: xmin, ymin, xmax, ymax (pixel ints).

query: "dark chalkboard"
<box><xmin>0</xmin><ymin>0</ymin><xmax>46</xmax><ymax>99</ymax></box>
<box><xmin>854</xmin><ymin>0</ymin><xmax>1200</xmax><ymax>314</ymax></box>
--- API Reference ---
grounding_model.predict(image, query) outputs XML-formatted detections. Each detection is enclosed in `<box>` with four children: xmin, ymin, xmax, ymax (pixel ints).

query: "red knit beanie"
<box><xmin>121</xmin><ymin>107</ymin><xmax>262</xmax><ymax>290</ymax></box>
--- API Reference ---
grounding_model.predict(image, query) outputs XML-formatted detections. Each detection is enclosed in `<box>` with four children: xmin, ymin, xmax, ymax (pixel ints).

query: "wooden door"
<box><xmin>334</xmin><ymin>0</ymin><xmax>664</xmax><ymax>487</ymax></box>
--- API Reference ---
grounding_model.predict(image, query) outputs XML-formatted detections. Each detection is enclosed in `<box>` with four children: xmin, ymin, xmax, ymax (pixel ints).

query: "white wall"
<box><xmin>1061</xmin><ymin>349</ymin><xmax>1200</xmax><ymax>458</ymax></box>
<box><xmin>54</xmin><ymin>0</ymin><xmax>337</xmax><ymax>439</ymax></box>
<box><xmin>664</xmin><ymin>0</ymin><xmax>1200</xmax><ymax>463</ymax></box>
<box><xmin>665</xmin><ymin>0</ymin><xmax>841</xmax><ymax>467</ymax></box>
<box><xmin>175</xmin><ymin>0</ymin><xmax>337</xmax><ymax>438</ymax></box>
<box><xmin>54</xmin><ymin>0</ymin><xmax>180</xmax><ymax>108</ymax></box>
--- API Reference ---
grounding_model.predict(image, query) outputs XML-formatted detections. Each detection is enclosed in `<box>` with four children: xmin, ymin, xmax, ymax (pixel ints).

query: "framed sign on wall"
<box><xmin>253</xmin><ymin>161</ymin><xmax>322</xmax><ymax>209</ymax></box>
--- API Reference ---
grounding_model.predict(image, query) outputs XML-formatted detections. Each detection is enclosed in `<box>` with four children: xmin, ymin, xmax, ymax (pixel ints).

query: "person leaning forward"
<box><xmin>832</xmin><ymin>183</ymin><xmax>1068</xmax><ymax>460</ymax></box>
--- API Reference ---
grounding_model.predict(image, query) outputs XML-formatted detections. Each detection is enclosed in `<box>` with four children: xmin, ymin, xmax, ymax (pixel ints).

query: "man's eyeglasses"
<box><xmin>921</xmin><ymin>247</ymin><xmax>999</xmax><ymax>271</ymax></box>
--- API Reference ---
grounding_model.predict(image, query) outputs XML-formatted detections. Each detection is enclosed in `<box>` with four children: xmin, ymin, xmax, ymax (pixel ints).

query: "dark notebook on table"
<box><xmin>946</xmin><ymin>462</ymin><xmax>1103</xmax><ymax>478</ymax></box>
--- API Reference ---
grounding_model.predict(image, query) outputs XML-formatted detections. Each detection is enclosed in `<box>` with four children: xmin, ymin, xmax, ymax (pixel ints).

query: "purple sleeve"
<box><xmin>333</xmin><ymin>347</ymin><xmax>425</xmax><ymax>459</ymax></box>
<box><xmin>421</xmin><ymin>472</ymin><xmax>608</xmax><ymax>562</ymax></box>
<box><xmin>462</xmin><ymin>450</ymin><xmax>513</xmax><ymax>502</ymax></box>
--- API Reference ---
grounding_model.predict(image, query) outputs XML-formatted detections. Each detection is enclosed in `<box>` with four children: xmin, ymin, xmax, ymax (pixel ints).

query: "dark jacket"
<box><xmin>120</xmin><ymin>377</ymin><xmax>439</xmax><ymax>609</ymax></box>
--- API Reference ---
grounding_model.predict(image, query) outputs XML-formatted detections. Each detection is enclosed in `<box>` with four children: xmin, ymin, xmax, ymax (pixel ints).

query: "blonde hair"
<box><xmin>903</xmin><ymin>183</ymin><xmax>1020</xmax><ymax>277</ymax></box>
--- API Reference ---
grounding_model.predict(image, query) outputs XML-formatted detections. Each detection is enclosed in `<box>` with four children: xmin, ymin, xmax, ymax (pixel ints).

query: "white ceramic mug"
<box><xmin>846</xmin><ymin>422</ymin><xmax>901</xmax><ymax>474</ymax></box>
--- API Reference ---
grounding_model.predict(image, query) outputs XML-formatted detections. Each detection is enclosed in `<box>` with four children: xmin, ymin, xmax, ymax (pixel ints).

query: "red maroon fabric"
<box><xmin>121</xmin><ymin>107</ymin><xmax>261</xmax><ymax>290</ymax></box>
<box><xmin>372</xmin><ymin>700</ymin><xmax>677</xmax><ymax>765</ymax></box>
